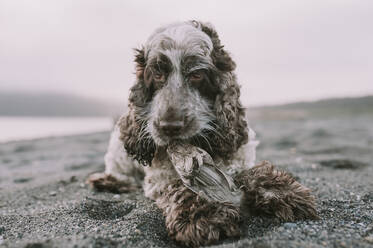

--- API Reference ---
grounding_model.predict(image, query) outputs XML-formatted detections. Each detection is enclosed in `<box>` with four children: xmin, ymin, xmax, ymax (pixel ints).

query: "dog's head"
<box><xmin>120</xmin><ymin>21</ymin><xmax>248</xmax><ymax>165</ymax></box>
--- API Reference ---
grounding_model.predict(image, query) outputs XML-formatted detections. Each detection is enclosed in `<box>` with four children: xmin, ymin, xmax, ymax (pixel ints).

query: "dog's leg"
<box><xmin>143</xmin><ymin>149</ymin><xmax>240</xmax><ymax>247</ymax></box>
<box><xmin>235</xmin><ymin>161</ymin><xmax>319</xmax><ymax>221</ymax></box>
<box><xmin>86</xmin><ymin>126</ymin><xmax>144</xmax><ymax>193</ymax></box>
<box><xmin>156</xmin><ymin>180</ymin><xmax>241</xmax><ymax>247</ymax></box>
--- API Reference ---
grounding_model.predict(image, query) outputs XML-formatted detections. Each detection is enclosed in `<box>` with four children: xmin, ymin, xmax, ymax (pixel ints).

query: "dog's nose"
<box><xmin>159</xmin><ymin>120</ymin><xmax>184</xmax><ymax>136</ymax></box>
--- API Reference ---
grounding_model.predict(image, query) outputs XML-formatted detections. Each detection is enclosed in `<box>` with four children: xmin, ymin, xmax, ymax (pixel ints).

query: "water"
<box><xmin>0</xmin><ymin>117</ymin><xmax>113</xmax><ymax>143</ymax></box>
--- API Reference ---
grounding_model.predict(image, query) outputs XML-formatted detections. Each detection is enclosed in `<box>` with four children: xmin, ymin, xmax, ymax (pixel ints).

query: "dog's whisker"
<box><xmin>197</xmin><ymin>132</ymin><xmax>213</xmax><ymax>154</ymax></box>
<box><xmin>204</xmin><ymin>123</ymin><xmax>226</xmax><ymax>140</ymax></box>
<box><xmin>191</xmin><ymin>135</ymin><xmax>202</xmax><ymax>149</ymax></box>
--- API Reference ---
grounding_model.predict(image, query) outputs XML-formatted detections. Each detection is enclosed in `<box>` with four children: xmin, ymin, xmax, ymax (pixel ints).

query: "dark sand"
<box><xmin>1</xmin><ymin>110</ymin><xmax>373</xmax><ymax>247</ymax></box>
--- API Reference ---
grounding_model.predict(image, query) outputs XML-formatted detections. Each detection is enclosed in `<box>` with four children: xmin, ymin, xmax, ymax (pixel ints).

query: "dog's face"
<box><xmin>142</xmin><ymin>23</ymin><xmax>219</xmax><ymax>145</ymax></box>
<box><xmin>121</xmin><ymin>21</ymin><xmax>247</xmax><ymax>165</ymax></box>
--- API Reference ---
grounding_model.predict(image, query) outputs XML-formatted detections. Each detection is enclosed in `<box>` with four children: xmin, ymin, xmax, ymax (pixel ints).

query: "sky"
<box><xmin>0</xmin><ymin>0</ymin><xmax>372</xmax><ymax>106</ymax></box>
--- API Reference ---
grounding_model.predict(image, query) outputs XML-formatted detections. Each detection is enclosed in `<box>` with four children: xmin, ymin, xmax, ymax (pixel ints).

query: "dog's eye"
<box><xmin>189</xmin><ymin>71</ymin><xmax>203</xmax><ymax>82</ymax></box>
<box><xmin>153</xmin><ymin>72</ymin><xmax>165</xmax><ymax>81</ymax></box>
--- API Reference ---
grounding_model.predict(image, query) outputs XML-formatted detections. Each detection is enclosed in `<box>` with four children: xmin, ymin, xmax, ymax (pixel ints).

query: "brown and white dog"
<box><xmin>87</xmin><ymin>21</ymin><xmax>318</xmax><ymax>247</ymax></box>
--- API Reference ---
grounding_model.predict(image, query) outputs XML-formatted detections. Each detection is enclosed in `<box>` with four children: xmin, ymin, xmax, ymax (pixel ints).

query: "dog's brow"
<box><xmin>149</xmin><ymin>53</ymin><xmax>172</xmax><ymax>72</ymax></box>
<box><xmin>181</xmin><ymin>55</ymin><xmax>211</xmax><ymax>73</ymax></box>
<box><xmin>187</xmin><ymin>66</ymin><xmax>209</xmax><ymax>74</ymax></box>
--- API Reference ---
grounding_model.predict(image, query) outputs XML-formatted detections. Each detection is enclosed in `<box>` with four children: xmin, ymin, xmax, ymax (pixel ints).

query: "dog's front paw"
<box><xmin>86</xmin><ymin>172</ymin><xmax>139</xmax><ymax>194</ymax></box>
<box><xmin>170</xmin><ymin>203</ymin><xmax>241</xmax><ymax>247</ymax></box>
<box><xmin>157</xmin><ymin>181</ymin><xmax>241</xmax><ymax>247</ymax></box>
<box><xmin>236</xmin><ymin>161</ymin><xmax>319</xmax><ymax>221</ymax></box>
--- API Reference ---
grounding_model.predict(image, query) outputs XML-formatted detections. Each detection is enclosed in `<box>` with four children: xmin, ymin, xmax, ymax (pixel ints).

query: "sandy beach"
<box><xmin>1</xmin><ymin>107</ymin><xmax>373</xmax><ymax>247</ymax></box>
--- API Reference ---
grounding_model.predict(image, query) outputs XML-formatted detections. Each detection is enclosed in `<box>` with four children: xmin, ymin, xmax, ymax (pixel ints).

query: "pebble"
<box><xmin>365</xmin><ymin>235</ymin><xmax>373</xmax><ymax>244</ymax></box>
<box><xmin>70</xmin><ymin>176</ymin><xmax>78</xmax><ymax>182</ymax></box>
<box><xmin>283</xmin><ymin>223</ymin><xmax>297</xmax><ymax>229</ymax></box>
<box><xmin>113</xmin><ymin>194</ymin><xmax>120</xmax><ymax>199</ymax></box>
<box><xmin>320</xmin><ymin>230</ymin><xmax>328</xmax><ymax>239</ymax></box>
<box><xmin>295</xmin><ymin>157</ymin><xmax>303</xmax><ymax>163</ymax></box>
<box><xmin>311</xmin><ymin>164</ymin><xmax>318</xmax><ymax>169</ymax></box>
<box><xmin>365</xmin><ymin>223</ymin><xmax>373</xmax><ymax>234</ymax></box>
<box><xmin>0</xmin><ymin>236</ymin><xmax>3</xmax><ymax>245</ymax></box>
<box><xmin>49</xmin><ymin>191</ymin><xmax>57</xmax><ymax>196</ymax></box>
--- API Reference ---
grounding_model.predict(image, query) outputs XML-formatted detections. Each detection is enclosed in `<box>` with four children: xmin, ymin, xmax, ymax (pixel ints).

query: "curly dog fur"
<box><xmin>156</xmin><ymin>179</ymin><xmax>241</xmax><ymax>247</ymax></box>
<box><xmin>87</xmin><ymin>21</ymin><xmax>318</xmax><ymax>247</ymax></box>
<box><xmin>236</xmin><ymin>161</ymin><xmax>319</xmax><ymax>221</ymax></box>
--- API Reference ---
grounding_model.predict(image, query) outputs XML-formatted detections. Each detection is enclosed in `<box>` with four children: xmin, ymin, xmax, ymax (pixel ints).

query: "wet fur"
<box><xmin>156</xmin><ymin>180</ymin><xmax>241</xmax><ymax>247</ymax></box>
<box><xmin>236</xmin><ymin>161</ymin><xmax>319</xmax><ymax>221</ymax></box>
<box><xmin>87</xmin><ymin>21</ymin><xmax>318</xmax><ymax>247</ymax></box>
<box><xmin>87</xmin><ymin>172</ymin><xmax>141</xmax><ymax>194</ymax></box>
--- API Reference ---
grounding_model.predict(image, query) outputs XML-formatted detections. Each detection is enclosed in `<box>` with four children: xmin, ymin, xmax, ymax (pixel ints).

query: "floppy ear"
<box><xmin>194</xmin><ymin>21</ymin><xmax>248</xmax><ymax>159</ymax></box>
<box><xmin>118</xmin><ymin>48</ymin><xmax>156</xmax><ymax>165</ymax></box>
<box><xmin>212</xmin><ymin>74</ymin><xmax>248</xmax><ymax>159</ymax></box>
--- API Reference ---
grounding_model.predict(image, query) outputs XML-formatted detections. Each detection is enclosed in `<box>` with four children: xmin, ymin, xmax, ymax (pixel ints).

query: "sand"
<box><xmin>1</xmin><ymin>112</ymin><xmax>373</xmax><ymax>247</ymax></box>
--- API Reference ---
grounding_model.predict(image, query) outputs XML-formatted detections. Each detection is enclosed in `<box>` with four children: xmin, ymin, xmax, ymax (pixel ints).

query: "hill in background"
<box><xmin>248</xmin><ymin>95</ymin><xmax>373</xmax><ymax>120</ymax></box>
<box><xmin>0</xmin><ymin>92</ymin><xmax>124</xmax><ymax>117</ymax></box>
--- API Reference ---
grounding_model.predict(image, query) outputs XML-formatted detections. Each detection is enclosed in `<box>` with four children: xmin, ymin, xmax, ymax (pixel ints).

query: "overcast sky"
<box><xmin>1</xmin><ymin>0</ymin><xmax>372</xmax><ymax>106</ymax></box>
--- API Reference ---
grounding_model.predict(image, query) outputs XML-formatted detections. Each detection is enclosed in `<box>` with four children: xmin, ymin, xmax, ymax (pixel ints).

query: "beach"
<box><xmin>0</xmin><ymin>108</ymin><xmax>372</xmax><ymax>247</ymax></box>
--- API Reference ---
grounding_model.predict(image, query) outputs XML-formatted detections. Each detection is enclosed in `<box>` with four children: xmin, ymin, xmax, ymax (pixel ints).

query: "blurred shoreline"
<box><xmin>0</xmin><ymin>116</ymin><xmax>113</xmax><ymax>143</ymax></box>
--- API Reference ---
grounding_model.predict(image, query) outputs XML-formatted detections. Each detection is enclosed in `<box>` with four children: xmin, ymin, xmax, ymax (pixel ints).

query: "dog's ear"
<box><xmin>192</xmin><ymin>21</ymin><xmax>236</xmax><ymax>72</ymax></box>
<box><xmin>212</xmin><ymin>75</ymin><xmax>248</xmax><ymax>159</ymax></box>
<box><xmin>118</xmin><ymin>47</ymin><xmax>156</xmax><ymax>166</ymax></box>
<box><xmin>118</xmin><ymin>103</ymin><xmax>156</xmax><ymax>166</ymax></box>
<box><xmin>191</xmin><ymin>21</ymin><xmax>248</xmax><ymax>159</ymax></box>
<box><xmin>119</xmin><ymin>84</ymin><xmax>156</xmax><ymax>165</ymax></box>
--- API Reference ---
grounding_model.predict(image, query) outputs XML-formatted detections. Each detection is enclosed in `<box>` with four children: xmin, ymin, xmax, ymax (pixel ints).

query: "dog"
<box><xmin>87</xmin><ymin>21</ymin><xmax>318</xmax><ymax>247</ymax></box>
